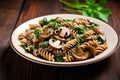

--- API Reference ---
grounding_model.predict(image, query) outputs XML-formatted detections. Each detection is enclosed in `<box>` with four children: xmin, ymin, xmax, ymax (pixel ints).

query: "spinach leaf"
<box><xmin>22</xmin><ymin>45</ymin><xmax>27</xmax><ymax>51</ymax></box>
<box><xmin>75</xmin><ymin>26</ymin><xmax>86</xmax><ymax>34</ymax></box>
<box><xmin>43</xmin><ymin>17</ymin><xmax>48</xmax><ymax>25</ymax></box>
<box><xmin>33</xmin><ymin>29</ymin><xmax>40</xmax><ymax>39</ymax></box>
<box><xmin>97</xmin><ymin>35</ymin><xmax>104</xmax><ymax>45</ymax></box>
<box><xmin>42</xmin><ymin>41</ymin><xmax>49</xmax><ymax>48</ymax></box>
<box><xmin>55</xmin><ymin>54</ymin><xmax>64</xmax><ymax>62</ymax></box>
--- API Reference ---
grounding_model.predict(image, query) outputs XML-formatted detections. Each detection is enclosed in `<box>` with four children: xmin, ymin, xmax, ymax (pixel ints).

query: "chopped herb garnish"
<box><xmin>42</xmin><ymin>41</ymin><xmax>49</xmax><ymax>48</ymax></box>
<box><xmin>75</xmin><ymin>26</ymin><xmax>86</xmax><ymax>34</ymax></box>
<box><xmin>33</xmin><ymin>29</ymin><xmax>40</xmax><ymax>39</ymax></box>
<box><xmin>43</xmin><ymin>17</ymin><xmax>48</xmax><ymax>25</ymax></box>
<box><xmin>54</xmin><ymin>22</ymin><xmax>61</xmax><ymax>29</ymax></box>
<box><xmin>66</xmin><ymin>19</ymin><xmax>73</xmax><ymax>22</ymax></box>
<box><xmin>43</xmin><ymin>27</ymin><xmax>47</xmax><ymax>31</ymax></box>
<box><xmin>50</xmin><ymin>35</ymin><xmax>54</xmax><ymax>39</ymax></box>
<box><xmin>22</xmin><ymin>45</ymin><xmax>27</xmax><ymax>51</ymax></box>
<box><xmin>91</xmin><ymin>23</ymin><xmax>98</xmax><ymax>27</ymax></box>
<box><xmin>56</xmin><ymin>54</ymin><xmax>64</xmax><ymax>62</ymax></box>
<box><xmin>77</xmin><ymin>37</ymin><xmax>85</xmax><ymax>45</ymax></box>
<box><xmin>97</xmin><ymin>35</ymin><xmax>104</xmax><ymax>44</ymax></box>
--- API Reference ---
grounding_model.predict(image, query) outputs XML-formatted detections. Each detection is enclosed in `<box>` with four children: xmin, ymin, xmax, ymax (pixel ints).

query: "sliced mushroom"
<box><xmin>54</xmin><ymin>27</ymin><xmax>70</xmax><ymax>41</ymax></box>
<box><xmin>39</xmin><ymin>29</ymin><xmax>52</xmax><ymax>39</ymax></box>
<box><xmin>58</xmin><ymin>27</ymin><xmax>70</xmax><ymax>38</ymax></box>
<box><xmin>54</xmin><ymin>35</ymin><xmax>68</xmax><ymax>42</ymax></box>
<box><xmin>49</xmin><ymin>39</ymin><xmax>64</xmax><ymax>49</ymax></box>
<box><xmin>71</xmin><ymin>47</ymin><xmax>90</xmax><ymax>60</ymax></box>
<box><xmin>86</xmin><ymin>44</ymin><xmax>97</xmax><ymax>56</ymax></box>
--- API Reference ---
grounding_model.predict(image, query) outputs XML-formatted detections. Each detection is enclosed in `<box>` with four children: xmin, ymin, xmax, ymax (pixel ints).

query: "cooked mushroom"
<box><xmin>86</xmin><ymin>44</ymin><xmax>97</xmax><ymax>56</ymax></box>
<box><xmin>54</xmin><ymin>35</ymin><xmax>68</xmax><ymax>42</ymax></box>
<box><xmin>71</xmin><ymin>47</ymin><xmax>90</xmax><ymax>60</ymax></box>
<box><xmin>58</xmin><ymin>27</ymin><xmax>70</xmax><ymax>38</ymax></box>
<box><xmin>39</xmin><ymin>29</ymin><xmax>52</xmax><ymax>39</ymax></box>
<box><xmin>49</xmin><ymin>39</ymin><xmax>64</xmax><ymax>49</ymax></box>
<box><xmin>54</xmin><ymin>27</ymin><xmax>70</xmax><ymax>41</ymax></box>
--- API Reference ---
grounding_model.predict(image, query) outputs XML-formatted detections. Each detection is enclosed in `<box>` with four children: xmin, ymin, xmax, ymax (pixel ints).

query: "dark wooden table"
<box><xmin>0</xmin><ymin>0</ymin><xmax>120</xmax><ymax>80</ymax></box>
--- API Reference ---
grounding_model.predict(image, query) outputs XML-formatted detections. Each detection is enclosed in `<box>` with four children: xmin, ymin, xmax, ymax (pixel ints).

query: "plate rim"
<box><xmin>10</xmin><ymin>14</ymin><xmax>120</xmax><ymax>67</ymax></box>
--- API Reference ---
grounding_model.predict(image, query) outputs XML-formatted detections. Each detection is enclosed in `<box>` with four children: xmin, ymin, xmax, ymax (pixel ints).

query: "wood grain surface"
<box><xmin>0</xmin><ymin>0</ymin><xmax>120</xmax><ymax>80</ymax></box>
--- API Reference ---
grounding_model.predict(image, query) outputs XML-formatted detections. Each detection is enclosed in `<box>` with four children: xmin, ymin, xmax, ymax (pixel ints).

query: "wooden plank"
<box><xmin>1</xmin><ymin>0</ymin><xmax>120</xmax><ymax>80</ymax></box>
<box><xmin>0</xmin><ymin>0</ymin><xmax>24</xmax><ymax>57</ymax></box>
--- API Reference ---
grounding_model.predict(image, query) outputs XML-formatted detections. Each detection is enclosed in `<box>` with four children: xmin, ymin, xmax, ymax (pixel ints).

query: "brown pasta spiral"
<box><xmin>96</xmin><ymin>43</ymin><xmax>108</xmax><ymax>54</ymax></box>
<box><xmin>74</xmin><ymin>18</ymin><xmax>89</xmax><ymax>26</ymax></box>
<box><xmin>33</xmin><ymin>48</ymin><xmax>55</xmax><ymax>61</ymax></box>
<box><xmin>85</xmin><ymin>30</ymin><xmax>95</xmax><ymax>37</ymax></box>
<box><xmin>63</xmin><ymin>55</ymin><xmax>74</xmax><ymax>62</ymax></box>
<box><xmin>18</xmin><ymin>33</ymin><xmax>26</xmax><ymax>40</ymax></box>
<box><xmin>29</xmin><ymin>24</ymin><xmax>41</xmax><ymax>30</ymax></box>
<box><xmin>62</xmin><ymin>39</ymin><xmax>78</xmax><ymax>50</ymax></box>
<box><xmin>84</xmin><ymin>40</ymin><xmax>99</xmax><ymax>47</ymax></box>
<box><xmin>93</xmin><ymin>26</ymin><xmax>104</xmax><ymax>35</ymax></box>
<box><xmin>70</xmin><ymin>29</ymin><xmax>78</xmax><ymax>38</ymax></box>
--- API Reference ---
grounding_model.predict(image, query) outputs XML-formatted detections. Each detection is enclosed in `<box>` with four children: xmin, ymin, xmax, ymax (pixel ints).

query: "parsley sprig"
<box><xmin>59</xmin><ymin>0</ymin><xmax>112</xmax><ymax>22</ymax></box>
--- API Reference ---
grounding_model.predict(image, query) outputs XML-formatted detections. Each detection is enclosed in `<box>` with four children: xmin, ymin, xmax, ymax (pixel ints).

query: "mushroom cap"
<box><xmin>49</xmin><ymin>39</ymin><xmax>64</xmax><ymax>49</ymax></box>
<box><xmin>58</xmin><ymin>27</ymin><xmax>70</xmax><ymax>38</ymax></box>
<box><xmin>72</xmin><ymin>51</ymin><xmax>90</xmax><ymax>61</ymax></box>
<box><xmin>54</xmin><ymin>35</ymin><xmax>68</xmax><ymax>42</ymax></box>
<box><xmin>71</xmin><ymin>47</ymin><xmax>90</xmax><ymax>60</ymax></box>
<box><xmin>86</xmin><ymin>44</ymin><xmax>96</xmax><ymax>56</ymax></box>
<box><xmin>39</xmin><ymin>29</ymin><xmax>52</xmax><ymax>39</ymax></box>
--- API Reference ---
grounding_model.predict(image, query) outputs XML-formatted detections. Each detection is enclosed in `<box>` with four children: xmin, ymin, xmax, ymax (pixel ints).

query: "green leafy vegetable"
<box><xmin>97</xmin><ymin>35</ymin><xmax>104</xmax><ymax>44</ymax></box>
<box><xmin>75</xmin><ymin>26</ymin><xmax>86</xmax><ymax>34</ymax></box>
<box><xmin>59</xmin><ymin>0</ymin><xmax>112</xmax><ymax>22</ymax></box>
<box><xmin>33</xmin><ymin>29</ymin><xmax>40</xmax><ymax>39</ymax></box>
<box><xmin>42</xmin><ymin>41</ymin><xmax>49</xmax><ymax>48</ymax></box>
<box><xmin>50</xmin><ymin>35</ymin><xmax>54</xmax><ymax>39</ymax></box>
<box><xmin>43</xmin><ymin>17</ymin><xmax>48</xmax><ymax>25</ymax></box>
<box><xmin>29</xmin><ymin>45</ymin><xmax>35</xmax><ymax>54</ymax></box>
<box><xmin>43</xmin><ymin>27</ymin><xmax>48</xmax><ymax>31</ymax></box>
<box><xmin>66</xmin><ymin>19</ymin><xmax>73</xmax><ymax>22</ymax></box>
<box><xmin>56</xmin><ymin>54</ymin><xmax>64</xmax><ymax>62</ymax></box>
<box><xmin>77</xmin><ymin>37</ymin><xmax>85</xmax><ymax>44</ymax></box>
<box><xmin>54</xmin><ymin>22</ymin><xmax>61</xmax><ymax>29</ymax></box>
<box><xmin>22</xmin><ymin>45</ymin><xmax>27</xmax><ymax>51</ymax></box>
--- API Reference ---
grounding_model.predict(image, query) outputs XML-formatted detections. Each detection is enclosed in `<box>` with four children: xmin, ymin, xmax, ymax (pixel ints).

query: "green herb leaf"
<box><xmin>22</xmin><ymin>45</ymin><xmax>27</xmax><ymax>51</ymax></box>
<box><xmin>56</xmin><ymin>54</ymin><xmax>64</xmax><ymax>62</ymax></box>
<box><xmin>50</xmin><ymin>35</ymin><xmax>54</xmax><ymax>39</ymax></box>
<box><xmin>43</xmin><ymin>17</ymin><xmax>48</xmax><ymax>25</ymax></box>
<box><xmin>59</xmin><ymin>0</ymin><xmax>88</xmax><ymax>9</ymax></box>
<box><xmin>85</xmin><ymin>0</ymin><xmax>95</xmax><ymax>5</ymax></box>
<box><xmin>42</xmin><ymin>41</ymin><xmax>49</xmax><ymax>48</ymax></box>
<box><xmin>43</xmin><ymin>27</ymin><xmax>48</xmax><ymax>31</ymax></box>
<box><xmin>59</xmin><ymin>0</ymin><xmax>112</xmax><ymax>22</ymax></box>
<box><xmin>75</xmin><ymin>26</ymin><xmax>86</xmax><ymax>34</ymax></box>
<box><xmin>97</xmin><ymin>35</ymin><xmax>104</xmax><ymax>44</ymax></box>
<box><xmin>99</xmin><ymin>0</ymin><xmax>107</xmax><ymax>6</ymax></box>
<box><xmin>33</xmin><ymin>29</ymin><xmax>40</xmax><ymax>39</ymax></box>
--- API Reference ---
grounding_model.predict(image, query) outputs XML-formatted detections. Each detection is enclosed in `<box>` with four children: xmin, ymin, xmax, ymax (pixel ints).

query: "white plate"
<box><xmin>10</xmin><ymin>14</ymin><xmax>119</xmax><ymax>67</ymax></box>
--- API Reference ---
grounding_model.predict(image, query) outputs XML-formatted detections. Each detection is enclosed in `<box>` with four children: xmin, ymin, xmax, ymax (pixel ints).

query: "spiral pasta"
<box><xmin>63</xmin><ymin>55</ymin><xmax>74</xmax><ymax>62</ymax></box>
<box><xmin>70</xmin><ymin>29</ymin><xmax>78</xmax><ymax>38</ymax></box>
<box><xmin>62</xmin><ymin>39</ymin><xmax>78</xmax><ymax>50</ymax></box>
<box><xmin>18</xmin><ymin>17</ymin><xmax>108</xmax><ymax>62</ymax></box>
<box><xmin>33</xmin><ymin>48</ymin><xmax>55</xmax><ymax>61</ymax></box>
<box><xmin>96</xmin><ymin>43</ymin><xmax>108</xmax><ymax>54</ymax></box>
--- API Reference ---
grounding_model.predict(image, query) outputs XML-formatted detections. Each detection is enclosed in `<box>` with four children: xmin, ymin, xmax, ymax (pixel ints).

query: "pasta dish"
<box><xmin>18</xmin><ymin>17</ymin><xmax>108</xmax><ymax>62</ymax></box>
